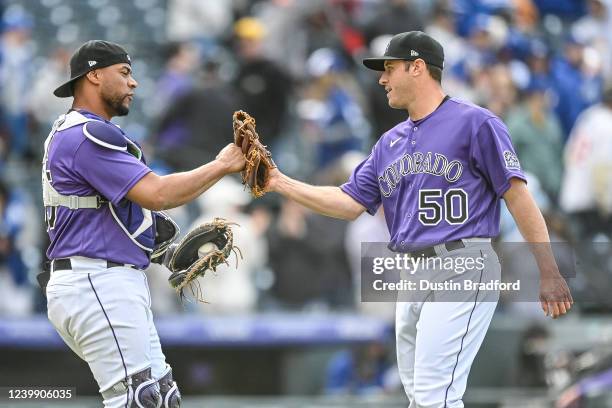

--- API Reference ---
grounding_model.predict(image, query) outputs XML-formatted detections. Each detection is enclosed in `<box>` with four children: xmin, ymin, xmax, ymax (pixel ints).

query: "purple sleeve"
<box><xmin>340</xmin><ymin>147</ymin><xmax>381</xmax><ymax>215</ymax></box>
<box><xmin>471</xmin><ymin>117</ymin><xmax>527</xmax><ymax>197</ymax></box>
<box><xmin>74</xmin><ymin>140</ymin><xmax>151</xmax><ymax>205</ymax></box>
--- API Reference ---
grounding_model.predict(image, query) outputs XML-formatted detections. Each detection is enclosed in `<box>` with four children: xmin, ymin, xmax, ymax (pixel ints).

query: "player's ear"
<box><xmin>85</xmin><ymin>69</ymin><xmax>102</xmax><ymax>85</ymax></box>
<box><xmin>412</xmin><ymin>59</ymin><xmax>426</xmax><ymax>76</ymax></box>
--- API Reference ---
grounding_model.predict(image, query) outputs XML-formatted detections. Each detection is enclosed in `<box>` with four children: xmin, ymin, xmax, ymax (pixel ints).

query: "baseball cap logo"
<box><xmin>88</xmin><ymin>60</ymin><xmax>97</xmax><ymax>67</ymax></box>
<box><xmin>126</xmin><ymin>54</ymin><xmax>131</xmax><ymax>62</ymax></box>
<box><xmin>410</xmin><ymin>50</ymin><xmax>419</xmax><ymax>57</ymax></box>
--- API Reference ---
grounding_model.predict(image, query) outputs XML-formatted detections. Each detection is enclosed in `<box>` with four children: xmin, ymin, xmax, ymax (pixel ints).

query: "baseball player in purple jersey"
<box><xmin>42</xmin><ymin>40</ymin><xmax>245</xmax><ymax>407</ymax></box>
<box><xmin>265</xmin><ymin>31</ymin><xmax>573</xmax><ymax>407</ymax></box>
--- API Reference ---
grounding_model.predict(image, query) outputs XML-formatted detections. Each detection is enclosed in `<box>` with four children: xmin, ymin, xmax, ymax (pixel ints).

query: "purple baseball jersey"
<box><xmin>45</xmin><ymin>110</ymin><xmax>152</xmax><ymax>268</ymax></box>
<box><xmin>341</xmin><ymin>97</ymin><xmax>526</xmax><ymax>251</ymax></box>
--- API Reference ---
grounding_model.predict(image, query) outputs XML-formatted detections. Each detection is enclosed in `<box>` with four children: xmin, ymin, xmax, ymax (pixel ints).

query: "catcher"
<box><xmin>43</xmin><ymin>40</ymin><xmax>245</xmax><ymax>408</ymax></box>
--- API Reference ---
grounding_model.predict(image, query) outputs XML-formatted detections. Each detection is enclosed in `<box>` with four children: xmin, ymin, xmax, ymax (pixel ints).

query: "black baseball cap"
<box><xmin>53</xmin><ymin>40</ymin><xmax>131</xmax><ymax>98</ymax></box>
<box><xmin>363</xmin><ymin>31</ymin><xmax>444</xmax><ymax>71</ymax></box>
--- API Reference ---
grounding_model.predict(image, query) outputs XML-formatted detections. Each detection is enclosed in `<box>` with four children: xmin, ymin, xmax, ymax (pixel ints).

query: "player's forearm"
<box><xmin>156</xmin><ymin>160</ymin><xmax>229</xmax><ymax>209</ymax></box>
<box><xmin>272</xmin><ymin>173</ymin><xmax>364</xmax><ymax>220</ymax></box>
<box><xmin>504</xmin><ymin>180</ymin><xmax>559</xmax><ymax>277</ymax></box>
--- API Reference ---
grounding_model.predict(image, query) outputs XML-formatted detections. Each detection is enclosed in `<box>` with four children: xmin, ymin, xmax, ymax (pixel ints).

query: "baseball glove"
<box><xmin>164</xmin><ymin>218</ymin><xmax>241</xmax><ymax>302</ymax></box>
<box><xmin>233</xmin><ymin>110</ymin><xmax>276</xmax><ymax>198</ymax></box>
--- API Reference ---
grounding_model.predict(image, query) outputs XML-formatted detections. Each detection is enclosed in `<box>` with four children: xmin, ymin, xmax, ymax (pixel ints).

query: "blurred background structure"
<box><xmin>1</xmin><ymin>0</ymin><xmax>612</xmax><ymax>407</ymax></box>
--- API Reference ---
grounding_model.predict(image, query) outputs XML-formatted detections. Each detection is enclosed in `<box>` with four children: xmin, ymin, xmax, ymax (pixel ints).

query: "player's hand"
<box><xmin>216</xmin><ymin>143</ymin><xmax>246</xmax><ymax>174</ymax></box>
<box><xmin>539</xmin><ymin>274</ymin><xmax>573</xmax><ymax>319</ymax></box>
<box><xmin>264</xmin><ymin>167</ymin><xmax>281</xmax><ymax>193</ymax></box>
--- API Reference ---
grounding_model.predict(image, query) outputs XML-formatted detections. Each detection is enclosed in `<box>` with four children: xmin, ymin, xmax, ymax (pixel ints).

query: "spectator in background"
<box><xmin>466</xmin><ymin>13</ymin><xmax>508</xmax><ymax>64</ymax></box>
<box><xmin>531</xmin><ymin>0</ymin><xmax>586</xmax><ymax>18</ymax></box>
<box><xmin>511</xmin><ymin>0</ymin><xmax>541</xmax><ymax>36</ymax></box>
<box><xmin>28</xmin><ymin>47</ymin><xmax>72</xmax><ymax>126</ymax></box>
<box><xmin>481</xmin><ymin>63</ymin><xmax>518</xmax><ymax>117</ymax></box>
<box><xmin>500</xmin><ymin>1</ymin><xmax>543</xmax><ymax>68</ymax></box>
<box><xmin>301</xmin><ymin>4</ymin><xmax>344</xmax><ymax>57</ymax></box>
<box><xmin>447</xmin><ymin>13</ymin><xmax>511</xmax><ymax>106</ymax></box>
<box><xmin>454</xmin><ymin>0</ymin><xmax>513</xmax><ymax>37</ymax></box>
<box><xmin>513</xmin><ymin>324</ymin><xmax>550</xmax><ymax>387</ymax></box>
<box><xmin>0</xmin><ymin>180</ymin><xmax>32</xmax><ymax>316</ymax></box>
<box><xmin>325</xmin><ymin>342</ymin><xmax>392</xmax><ymax>396</ymax></box>
<box><xmin>165</xmin><ymin>0</ymin><xmax>233</xmax><ymax>42</ymax></box>
<box><xmin>525</xmin><ymin>38</ymin><xmax>552</xmax><ymax>81</ymax></box>
<box><xmin>362</xmin><ymin>0</ymin><xmax>423</xmax><ymax>45</ymax></box>
<box><xmin>506</xmin><ymin>78</ymin><xmax>564</xmax><ymax>201</ymax></box>
<box><xmin>571</xmin><ymin>0</ymin><xmax>612</xmax><ymax>78</ymax></box>
<box><xmin>233</xmin><ymin>17</ymin><xmax>292</xmax><ymax>149</ymax></box>
<box><xmin>255</xmin><ymin>0</ymin><xmax>316</xmax><ymax>78</ymax></box>
<box><xmin>265</xmin><ymin>198</ymin><xmax>353</xmax><ymax>311</ymax></box>
<box><xmin>318</xmin><ymin>0</ymin><xmax>366</xmax><ymax>57</ymax></box>
<box><xmin>151</xmin><ymin>41</ymin><xmax>199</xmax><ymax>118</ymax></box>
<box><xmin>425</xmin><ymin>1</ymin><xmax>466</xmax><ymax>71</ymax></box>
<box><xmin>298</xmin><ymin>47</ymin><xmax>370</xmax><ymax>168</ymax></box>
<box><xmin>559</xmin><ymin>87</ymin><xmax>612</xmax><ymax>237</ymax></box>
<box><xmin>550</xmin><ymin>35</ymin><xmax>603</xmax><ymax>141</ymax></box>
<box><xmin>0</xmin><ymin>8</ymin><xmax>34</xmax><ymax>159</ymax></box>
<box><xmin>28</xmin><ymin>48</ymin><xmax>72</xmax><ymax>160</ymax></box>
<box><xmin>153</xmin><ymin>54</ymin><xmax>240</xmax><ymax>171</ymax></box>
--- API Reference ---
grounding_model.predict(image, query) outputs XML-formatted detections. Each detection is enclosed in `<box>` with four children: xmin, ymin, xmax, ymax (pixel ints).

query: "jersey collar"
<box><xmin>408</xmin><ymin>95</ymin><xmax>451</xmax><ymax>126</ymax></box>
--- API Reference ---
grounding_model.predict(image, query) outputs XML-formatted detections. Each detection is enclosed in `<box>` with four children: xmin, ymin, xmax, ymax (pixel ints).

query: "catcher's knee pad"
<box><xmin>132</xmin><ymin>368</ymin><xmax>161</xmax><ymax>408</ymax></box>
<box><xmin>158</xmin><ymin>365</ymin><xmax>181</xmax><ymax>408</ymax></box>
<box><xmin>104</xmin><ymin>367</ymin><xmax>161</xmax><ymax>408</ymax></box>
<box><xmin>129</xmin><ymin>367</ymin><xmax>161</xmax><ymax>408</ymax></box>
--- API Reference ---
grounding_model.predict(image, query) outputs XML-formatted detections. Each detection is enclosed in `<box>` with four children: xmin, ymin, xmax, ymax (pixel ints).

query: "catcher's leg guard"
<box><xmin>132</xmin><ymin>367</ymin><xmax>161</xmax><ymax>408</ymax></box>
<box><xmin>102</xmin><ymin>367</ymin><xmax>161</xmax><ymax>408</ymax></box>
<box><xmin>158</xmin><ymin>365</ymin><xmax>181</xmax><ymax>408</ymax></box>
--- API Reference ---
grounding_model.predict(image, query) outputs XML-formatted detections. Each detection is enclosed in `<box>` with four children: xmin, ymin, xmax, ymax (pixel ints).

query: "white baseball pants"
<box><xmin>395</xmin><ymin>241</ymin><xmax>500</xmax><ymax>408</ymax></box>
<box><xmin>46</xmin><ymin>257</ymin><xmax>167</xmax><ymax>407</ymax></box>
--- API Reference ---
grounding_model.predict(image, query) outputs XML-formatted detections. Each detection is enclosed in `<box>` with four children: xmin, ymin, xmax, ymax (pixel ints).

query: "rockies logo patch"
<box><xmin>503</xmin><ymin>151</ymin><xmax>521</xmax><ymax>170</ymax></box>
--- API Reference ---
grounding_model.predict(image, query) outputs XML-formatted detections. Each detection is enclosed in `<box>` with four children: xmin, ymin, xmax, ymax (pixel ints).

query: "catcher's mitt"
<box><xmin>233</xmin><ymin>110</ymin><xmax>276</xmax><ymax>197</ymax></box>
<box><xmin>164</xmin><ymin>218</ymin><xmax>241</xmax><ymax>302</ymax></box>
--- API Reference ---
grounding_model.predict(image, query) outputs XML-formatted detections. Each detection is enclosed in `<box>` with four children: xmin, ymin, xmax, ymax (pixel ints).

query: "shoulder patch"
<box><xmin>503</xmin><ymin>150</ymin><xmax>521</xmax><ymax>170</ymax></box>
<box><xmin>83</xmin><ymin>121</ymin><xmax>127</xmax><ymax>151</ymax></box>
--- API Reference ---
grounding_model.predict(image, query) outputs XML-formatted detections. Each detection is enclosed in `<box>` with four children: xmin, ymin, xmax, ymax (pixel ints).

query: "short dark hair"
<box><xmin>426</xmin><ymin>64</ymin><xmax>443</xmax><ymax>83</ymax></box>
<box><xmin>404</xmin><ymin>61</ymin><xmax>443</xmax><ymax>83</ymax></box>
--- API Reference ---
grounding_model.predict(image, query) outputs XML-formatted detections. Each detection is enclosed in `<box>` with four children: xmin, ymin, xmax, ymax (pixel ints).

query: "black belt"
<box><xmin>408</xmin><ymin>240</ymin><xmax>465</xmax><ymax>258</ymax></box>
<box><xmin>45</xmin><ymin>258</ymin><xmax>133</xmax><ymax>273</ymax></box>
<box><xmin>37</xmin><ymin>258</ymin><xmax>135</xmax><ymax>298</ymax></box>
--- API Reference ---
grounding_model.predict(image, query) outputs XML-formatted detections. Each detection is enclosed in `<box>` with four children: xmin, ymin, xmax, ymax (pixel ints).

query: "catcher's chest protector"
<box><xmin>43</xmin><ymin>110</ymin><xmax>156</xmax><ymax>252</ymax></box>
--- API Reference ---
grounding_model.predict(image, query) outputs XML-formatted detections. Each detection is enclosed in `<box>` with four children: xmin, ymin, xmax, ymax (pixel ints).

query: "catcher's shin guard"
<box><xmin>158</xmin><ymin>365</ymin><xmax>181</xmax><ymax>407</ymax></box>
<box><xmin>102</xmin><ymin>367</ymin><xmax>161</xmax><ymax>408</ymax></box>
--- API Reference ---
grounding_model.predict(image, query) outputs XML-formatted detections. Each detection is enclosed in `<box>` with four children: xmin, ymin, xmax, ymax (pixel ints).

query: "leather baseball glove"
<box><xmin>164</xmin><ymin>218</ymin><xmax>241</xmax><ymax>302</ymax></box>
<box><xmin>233</xmin><ymin>110</ymin><xmax>276</xmax><ymax>198</ymax></box>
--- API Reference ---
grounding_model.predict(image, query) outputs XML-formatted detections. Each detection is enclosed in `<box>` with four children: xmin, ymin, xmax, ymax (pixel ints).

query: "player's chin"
<box><xmin>387</xmin><ymin>99</ymin><xmax>403</xmax><ymax>109</ymax></box>
<box><xmin>116</xmin><ymin>107</ymin><xmax>130</xmax><ymax>116</ymax></box>
<box><xmin>116</xmin><ymin>101</ymin><xmax>131</xmax><ymax>116</ymax></box>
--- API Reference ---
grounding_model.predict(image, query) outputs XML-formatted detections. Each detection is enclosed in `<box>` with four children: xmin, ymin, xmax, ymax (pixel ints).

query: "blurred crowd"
<box><xmin>0</xmin><ymin>0</ymin><xmax>611</xmax><ymax>334</ymax></box>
